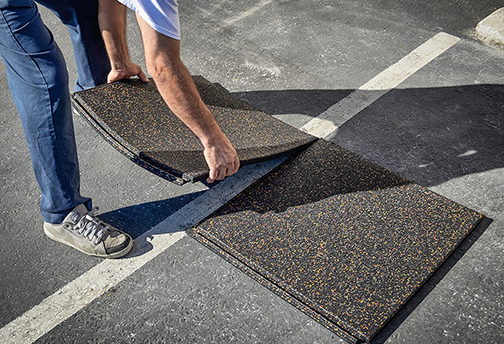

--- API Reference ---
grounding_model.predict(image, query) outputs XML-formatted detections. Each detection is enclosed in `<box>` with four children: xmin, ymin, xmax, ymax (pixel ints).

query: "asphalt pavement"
<box><xmin>1</xmin><ymin>1</ymin><xmax>503</xmax><ymax>343</ymax></box>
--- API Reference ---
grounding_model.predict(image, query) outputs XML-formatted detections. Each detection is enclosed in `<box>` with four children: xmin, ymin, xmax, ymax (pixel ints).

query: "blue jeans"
<box><xmin>0</xmin><ymin>0</ymin><xmax>111</xmax><ymax>223</ymax></box>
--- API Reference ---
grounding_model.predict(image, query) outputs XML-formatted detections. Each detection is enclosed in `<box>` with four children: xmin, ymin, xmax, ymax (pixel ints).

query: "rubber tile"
<box><xmin>189</xmin><ymin>139</ymin><xmax>483</xmax><ymax>343</ymax></box>
<box><xmin>71</xmin><ymin>100</ymin><xmax>186</xmax><ymax>184</ymax></box>
<box><xmin>71</xmin><ymin>76</ymin><xmax>316</xmax><ymax>183</ymax></box>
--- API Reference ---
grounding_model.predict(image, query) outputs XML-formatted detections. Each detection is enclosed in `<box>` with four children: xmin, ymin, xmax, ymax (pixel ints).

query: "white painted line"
<box><xmin>476</xmin><ymin>7</ymin><xmax>504</xmax><ymax>47</ymax></box>
<box><xmin>301</xmin><ymin>32</ymin><xmax>460</xmax><ymax>138</ymax></box>
<box><xmin>0</xmin><ymin>158</ymin><xmax>287</xmax><ymax>344</ymax></box>
<box><xmin>299</xmin><ymin>117</ymin><xmax>339</xmax><ymax>138</ymax></box>
<box><xmin>225</xmin><ymin>0</ymin><xmax>273</xmax><ymax>25</ymax></box>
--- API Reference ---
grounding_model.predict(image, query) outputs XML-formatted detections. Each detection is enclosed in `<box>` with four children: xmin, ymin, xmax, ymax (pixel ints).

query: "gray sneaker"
<box><xmin>44</xmin><ymin>204</ymin><xmax>133</xmax><ymax>258</ymax></box>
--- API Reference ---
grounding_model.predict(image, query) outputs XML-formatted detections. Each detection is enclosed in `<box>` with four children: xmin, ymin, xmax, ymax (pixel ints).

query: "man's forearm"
<box><xmin>136</xmin><ymin>14</ymin><xmax>239</xmax><ymax>182</ymax></box>
<box><xmin>97</xmin><ymin>0</ymin><xmax>147</xmax><ymax>82</ymax></box>
<box><xmin>98</xmin><ymin>0</ymin><xmax>128</xmax><ymax>65</ymax></box>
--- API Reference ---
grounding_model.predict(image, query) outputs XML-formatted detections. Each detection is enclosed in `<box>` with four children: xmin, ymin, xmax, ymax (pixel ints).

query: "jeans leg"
<box><xmin>0</xmin><ymin>0</ymin><xmax>91</xmax><ymax>223</ymax></box>
<box><xmin>36</xmin><ymin>0</ymin><xmax>110</xmax><ymax>91</ymax></box>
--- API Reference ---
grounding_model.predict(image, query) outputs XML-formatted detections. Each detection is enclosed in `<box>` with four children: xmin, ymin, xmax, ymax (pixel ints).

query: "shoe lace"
<box><xmin>71</xmin><ymin>207</ymin><xmax>109</xmax><ymax>245</ymax></box>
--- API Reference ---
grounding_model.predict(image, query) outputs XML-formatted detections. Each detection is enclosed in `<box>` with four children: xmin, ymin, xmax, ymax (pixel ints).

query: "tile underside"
<box><xmin>190</xmin><ymin>139</ymin><xmax>483</xmax><ymax>342</ymax></box>
<box><xmin>72</xmin><ymin>76</ymin><xmax>316</xmax><ymax>183</ymax></box>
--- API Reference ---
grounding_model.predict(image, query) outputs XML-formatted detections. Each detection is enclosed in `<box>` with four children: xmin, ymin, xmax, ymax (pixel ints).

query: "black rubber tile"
<box><xmin>71</xmin><ymin>76</ymin><xmax>316</xmax><ymax>184</ymax></box>
<box><xmin>189</xmin><ymin>139</ymin><xmax>483</xmax><ymax>343</ymax></box>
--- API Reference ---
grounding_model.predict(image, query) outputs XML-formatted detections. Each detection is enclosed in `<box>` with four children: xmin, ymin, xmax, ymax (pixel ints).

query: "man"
<box><xmin>0</xmin><ymin>0</ymin><xmax>239</xmax><ymax>259</ymax></box>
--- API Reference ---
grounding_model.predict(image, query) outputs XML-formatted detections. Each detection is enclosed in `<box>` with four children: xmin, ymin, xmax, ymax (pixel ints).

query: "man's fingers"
<box><xmin>225</xmin><ymin>160</ymin><xmax>238</xmax><ymax>177</ymax></box>
<box><xmin>216</xmin><ymin>166</ymin><xmax>226</xmax><ymax>181</ymax></box>
<box><xmin>206</xmin><ymin>162</ymin><xmax>234</xmax><ymax>184</ymax></box>
<box><xmin>233</xmin><ymin>157</ymin><xmax>240</xmax><ymax>174</ymax></box>
<box><xmin>138</xmin><ymin>70</ymin><xmax>149</xmax><ymax>82</ymax></box>
<box><xmin>204</xmin><ymin>148</ymin><xmax>240</xmax><ymax>183</ymax></box>
<box><xmin>107</xmin><ymin>71</ymin><xmax>118</xmax><ymax>83</ymax></box>
<box><xmin>206</xmin><ymin>168</ymin><xmax>224</xmax><ymax>183</ymax></box>
<box><xmin>206</xmin><ymin>167</ymin><xmax>218</xmax><ymax>184</ymax></box>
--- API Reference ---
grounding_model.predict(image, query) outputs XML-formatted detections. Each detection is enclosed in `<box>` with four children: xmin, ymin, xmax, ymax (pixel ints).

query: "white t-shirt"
<box><xmin>117</xmin><ymin>0</ymin><xmax>180</xmax><ymax>40</ymax></box>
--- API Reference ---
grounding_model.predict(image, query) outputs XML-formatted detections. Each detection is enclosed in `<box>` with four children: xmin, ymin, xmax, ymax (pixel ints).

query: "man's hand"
<box><xmin>203</xmin><ymin>135</ymin><xmax>240</xmax><ymax>183</ymax></box>
<box><xmin>107</xmin><ymin>62</ymin><xmax>149</xmax><ymax>83</ymax></box>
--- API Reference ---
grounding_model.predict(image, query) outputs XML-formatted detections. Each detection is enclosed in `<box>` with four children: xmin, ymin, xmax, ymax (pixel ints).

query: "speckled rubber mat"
<box><xmin>71</xmin><ymin>76</ymin><xmax>316</xmax><ymax>184</ymax></box>
<box><xmin>188</xmin><ymin>139</ymin><xmax>483</xmax><ymax>343</ymax></box>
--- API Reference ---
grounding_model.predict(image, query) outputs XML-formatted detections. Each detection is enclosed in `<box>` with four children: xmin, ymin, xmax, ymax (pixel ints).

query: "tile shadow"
<box><xmin>233</xmin><ymin>84</ymin><xmax>504</xmax><ymax>188</ymax></box>
<box><xmin>98</xmin><ymin>191</ymin><xmax>205</xmax><ymax>238</ymax></box>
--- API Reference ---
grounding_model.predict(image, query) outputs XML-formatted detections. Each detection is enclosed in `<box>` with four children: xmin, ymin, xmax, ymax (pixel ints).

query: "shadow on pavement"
<box><xmin>98</xmin><ymin>191</ymin><xmax>205</xmax><ymax>238</ymax></box>
<box><xmin>234</xmin><ymin>84</ymin><xmax>504</xmax><ymax>187</ymax></box>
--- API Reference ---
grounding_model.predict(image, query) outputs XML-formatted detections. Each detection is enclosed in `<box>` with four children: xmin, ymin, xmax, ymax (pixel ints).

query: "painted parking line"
<box><xmin>476</xmin><ymin>7</ymin><xmax>504</xmax><ymax>47</ymax></box>
<box><xmin>300</xmin><ymin>32</ymin><xmax>460</xmax><ymax>138</ymax></box>
<box><xmin>0</xmin><ymin>32</ymin><xmax>460</xmax><ymax>344</ymax></box>
<box><xmin>224</xmin><ymin>0</ymin><xmax>274</xmax><ymax>25</ymax></box>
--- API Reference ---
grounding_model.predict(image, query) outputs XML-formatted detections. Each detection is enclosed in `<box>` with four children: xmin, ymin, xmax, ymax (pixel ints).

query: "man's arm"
<box><xmin>97</xmin><ymin>0</ymin><xmax>239</xmax><ymax>182</ymax></box>
<box><xmin>98</xmin><ymin>0</ymin><xmax>148</xmax><ymax>83</ymax></box>
<box><xmin>135</xmin><ymin>14</ymin><xmax>239</xmax><ymax>183</ymax></box>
